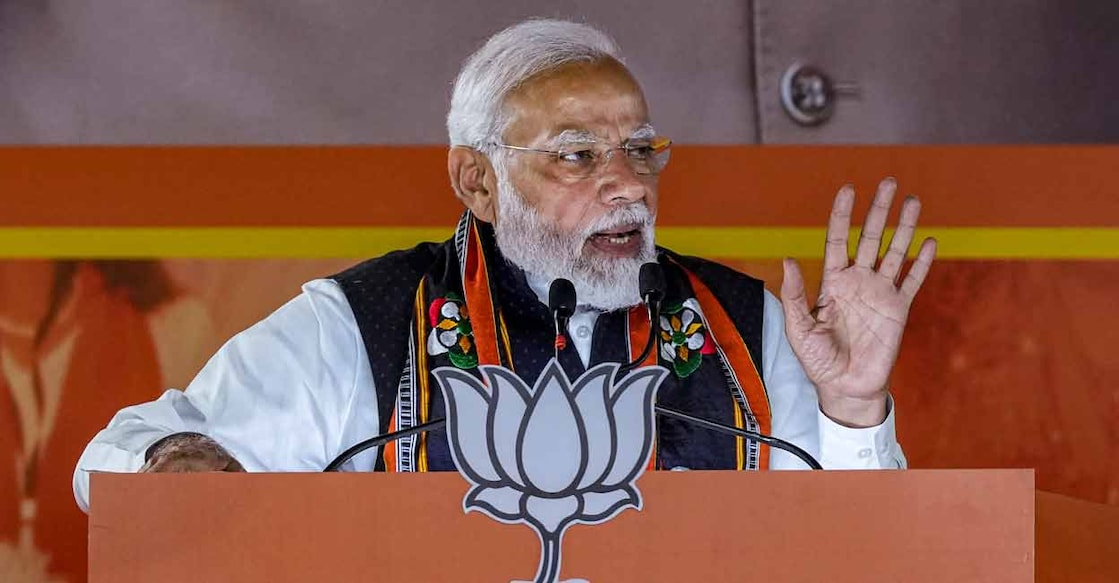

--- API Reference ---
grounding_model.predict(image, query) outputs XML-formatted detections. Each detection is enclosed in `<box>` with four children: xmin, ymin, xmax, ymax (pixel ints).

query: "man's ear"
<box><xmin>448</xmin><ymin>146</ymin><xmax>497</xmax><ymax>223</ymax></box>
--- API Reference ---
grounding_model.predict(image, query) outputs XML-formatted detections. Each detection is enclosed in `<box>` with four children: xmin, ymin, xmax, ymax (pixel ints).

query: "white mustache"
<box><xmin>580</xmin><ymin>204</ymin><xmax>653</xmax><ymax>239</ymax></box>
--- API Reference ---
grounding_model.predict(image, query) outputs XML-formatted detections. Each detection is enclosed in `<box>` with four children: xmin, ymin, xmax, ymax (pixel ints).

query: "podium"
<box><xmin>87</xmin><ymin>469</ymin><xmax>1092</xmax><ymax>581</ymax></box>
<box><xmin>88</xmin><ymin>469</ymin><xmax>1119</xmax><ymax>581</ymax></box>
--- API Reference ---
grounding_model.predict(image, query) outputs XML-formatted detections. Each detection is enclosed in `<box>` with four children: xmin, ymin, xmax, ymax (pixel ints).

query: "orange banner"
<box><xmin>2</xmin><ymin>146</ymin><xmax>1117</xmax><ymax>227</ymax></box>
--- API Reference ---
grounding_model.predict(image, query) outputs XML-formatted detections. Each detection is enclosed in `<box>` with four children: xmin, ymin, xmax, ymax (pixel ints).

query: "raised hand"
<box><xmin>780</xmin><ymin>178</ymin><xmax>937</xmax><ymax>427</ymax></box>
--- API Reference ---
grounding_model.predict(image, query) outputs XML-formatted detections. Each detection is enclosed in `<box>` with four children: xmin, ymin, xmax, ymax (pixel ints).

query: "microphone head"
<box><xmin>639</xmin><ymin>262</ymin><xmax>667</xmax><ymax>304</ymax></box>
<box><xmin>548</xmin><ymin>278</ymin><xmax>577</xmax><ymax>319</ymax></box>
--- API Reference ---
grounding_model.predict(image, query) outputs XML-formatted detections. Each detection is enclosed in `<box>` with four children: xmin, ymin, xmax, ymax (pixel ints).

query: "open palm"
<box><xmin>781</xmin><ymin>178</ymin><xmax>937</xmax><ymax>427</ymax></box>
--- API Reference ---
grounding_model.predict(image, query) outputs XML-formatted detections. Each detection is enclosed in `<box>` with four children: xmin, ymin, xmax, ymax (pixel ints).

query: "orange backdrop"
<box><xmin>1</xmin><ymin>146</ymin><xmax>1117</xmax><ymax>582</ymax></box>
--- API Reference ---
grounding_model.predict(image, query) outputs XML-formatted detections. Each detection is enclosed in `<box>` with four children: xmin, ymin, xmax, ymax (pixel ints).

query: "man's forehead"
<box><xmin>503</xmin><ymin>59</ymin><xmax>651</xmax><ymax>144</ymax></box>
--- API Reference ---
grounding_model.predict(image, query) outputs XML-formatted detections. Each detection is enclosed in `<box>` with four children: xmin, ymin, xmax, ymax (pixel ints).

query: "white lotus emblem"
<box><xmin>433</xmin><ymin>359</ymin><xmax>668</xmax><ymax>583</ymax></box>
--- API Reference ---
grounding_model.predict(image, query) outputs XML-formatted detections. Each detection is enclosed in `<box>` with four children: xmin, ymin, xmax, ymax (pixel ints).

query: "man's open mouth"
<box><xmin>586</xmin><ymin>224</ymin><xmax>644</xmax><ymax>257</ymax></box>
<box><xmin>591</xmin><ymin>227</ymin><xmax>641</xmax><ymax>245</ymax></box>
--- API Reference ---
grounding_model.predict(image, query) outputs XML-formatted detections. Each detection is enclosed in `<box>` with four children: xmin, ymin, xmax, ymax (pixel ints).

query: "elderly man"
<box><xmin>74</xmin><ymin>19</ymin><xmax>935</xmax><ymax>510</ymax></box>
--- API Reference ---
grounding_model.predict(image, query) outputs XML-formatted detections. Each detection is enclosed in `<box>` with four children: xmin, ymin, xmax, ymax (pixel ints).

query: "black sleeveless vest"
<box><xmin>332</xmin><ymin>239</ymin><xmax>767</xmax><ymax>471</ymax></box>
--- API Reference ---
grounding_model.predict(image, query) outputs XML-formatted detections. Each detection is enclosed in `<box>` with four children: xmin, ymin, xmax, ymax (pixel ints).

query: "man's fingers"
<box><xmin>878</xmin><ymin>195</ymin><xmax>922</xmax><ymax>282</ymax></box>
<box><xmin>900</xmin><ymin>237</ymin><xmax>938</xmax><ymax>301</ymax></box>
<box><xmin>141</xmin><ymin>449</ymin><xmax>242</xmax><ymax>473</ymax></box>
<box><xmin>780</xmin><ymin>258</ymin><xmax>815</xmax><ymax>338</ymax></box>
<box><xmin>823</xmin><ymin>185</ymin><xmax>855</xmax><ymax>277</ymax></box>
<box><xmin>142</xmin><ymin>456</ymin><xmax>206</xmax><ymax>473</ymax></box>
<box><xmin>854</xmin><ymin>177</ymin><xmax>897</xmax><ymax>269</ymax></box>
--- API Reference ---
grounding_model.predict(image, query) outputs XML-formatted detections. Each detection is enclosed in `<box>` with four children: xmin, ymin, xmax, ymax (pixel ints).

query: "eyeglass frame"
<box><xmin>486</xmin><ymin>134</ymin><xmax>672</xmax><ymax>179</ymax></box>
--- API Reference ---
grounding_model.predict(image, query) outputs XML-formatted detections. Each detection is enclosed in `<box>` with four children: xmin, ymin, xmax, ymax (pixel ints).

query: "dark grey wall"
<box><xmin>1</xmin><ymin>0</ymin><xmax>1115</xmax><ymax>144</ymax></box>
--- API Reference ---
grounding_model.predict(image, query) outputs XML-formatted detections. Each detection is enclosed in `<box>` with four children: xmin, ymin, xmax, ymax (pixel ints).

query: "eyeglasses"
<box><xmin>491</xmin><ymin>135</ymin><xmax>672</xmax><ymax>180</ymax></box>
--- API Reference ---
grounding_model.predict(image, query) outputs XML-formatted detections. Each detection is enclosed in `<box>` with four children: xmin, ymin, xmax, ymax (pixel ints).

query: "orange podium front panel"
<box><xmin>89</xmin><ymin>469</ymin><xmax>1033</xmax><ymax>582</ymax></box>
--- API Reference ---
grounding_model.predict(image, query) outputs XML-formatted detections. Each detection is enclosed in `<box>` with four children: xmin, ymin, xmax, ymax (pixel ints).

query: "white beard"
<box><xmin>492</xmin><ymin>169</ymin><xmax>656</xmax><ymax>312</ymax></box>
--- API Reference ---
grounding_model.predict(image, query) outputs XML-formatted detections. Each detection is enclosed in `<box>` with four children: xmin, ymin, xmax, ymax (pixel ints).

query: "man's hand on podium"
<box><xmin>139</xmin><ymin>432</ymin><xmax>246</xmax><ymax>473</ymax></box>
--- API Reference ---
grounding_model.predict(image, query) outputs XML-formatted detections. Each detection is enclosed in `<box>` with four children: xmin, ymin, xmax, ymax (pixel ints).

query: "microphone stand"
<box><xmin>617</xmin><ymin>296</ymin><xmax>660</xmax><ymax>376</ymax></box>
<box><xmin>651</xmin><ymin>407</ymin><xmax>823</xmax><ymax>470</ymax></box>
<box><xmin>323</xmin><ymin>405</ymin><xmax>822</xmax><ymax>471</ymax></box>
<box><xmin>324</xmin><ymin>265</ymin><xmax>824</xmax><ymax>472</ymax></box>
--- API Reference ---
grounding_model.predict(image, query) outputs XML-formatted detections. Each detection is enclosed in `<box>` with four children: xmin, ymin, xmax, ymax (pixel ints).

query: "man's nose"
<box><xmin>597</xmin><ymin>150</ymin><xmax>648</xmax><ymax>205</ymax></box>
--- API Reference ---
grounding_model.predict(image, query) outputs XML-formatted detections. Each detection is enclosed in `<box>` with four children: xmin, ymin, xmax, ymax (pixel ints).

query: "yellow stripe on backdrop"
<box><xmin>0</xmin><ymin>227</ymin><xmax>1116</xmax><ymax>259</ymax></box>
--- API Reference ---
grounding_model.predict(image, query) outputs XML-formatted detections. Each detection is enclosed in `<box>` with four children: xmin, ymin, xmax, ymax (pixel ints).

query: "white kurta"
<box><xmin>73</xmin><ymin>278</ymin><xmax>904</xmax><ymax>512</ymax></box>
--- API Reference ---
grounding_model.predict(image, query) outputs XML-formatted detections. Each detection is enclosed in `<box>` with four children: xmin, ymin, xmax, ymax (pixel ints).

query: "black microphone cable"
<box><xmin>323</xmin><ymin>419</ymin><xmax>444</xmax><ymax>472</ymax></box>
<box><xmin>652</xmin><ymin>406</ymin><xmax>822</xmax><ymax>470</ymax></box>
<box><xmin>322</xmin><ymin>406</ymin><xmax>821</xmax><ymax>471</ymax></box>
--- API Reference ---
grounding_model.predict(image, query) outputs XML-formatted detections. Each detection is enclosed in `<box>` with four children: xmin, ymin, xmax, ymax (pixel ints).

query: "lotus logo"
<box><xmin>433</xmin><ymin>359</ymin><xmax>668</xmax><ymax>583</ymax></box>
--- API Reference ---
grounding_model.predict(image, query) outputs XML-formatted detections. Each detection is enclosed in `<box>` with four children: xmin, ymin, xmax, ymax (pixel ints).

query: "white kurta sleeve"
<box><xmin>761</xmin><ymin>290</ymin><xmax>906</xmax><ymax>470</ymax></box>
<box><xmin>73</xmin><ymin>278</ymin><xmax>379</xmax><ymax>511</ymax></box>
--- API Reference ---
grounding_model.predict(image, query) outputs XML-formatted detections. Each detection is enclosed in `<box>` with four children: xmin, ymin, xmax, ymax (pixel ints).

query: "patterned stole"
<box><xmin>336</xmin><ymin>212</ymin><xmax>771</xmax><ymax>473</ymax></box>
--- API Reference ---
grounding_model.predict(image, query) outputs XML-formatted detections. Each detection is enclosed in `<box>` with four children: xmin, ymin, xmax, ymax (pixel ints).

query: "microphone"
<box><xmin>639</xmin><ymin>261</ymin><xmax>666</xmax><ymax>305</ymax></box>
<box><xmin>618</xmin><ymin>262</ymin><xmax>666</xmax><ymax>375</ymax></box>
<box><xmin>548</xmin><ymin>278</ymin><xmax>576</xmax><ymax>356</ymax></box>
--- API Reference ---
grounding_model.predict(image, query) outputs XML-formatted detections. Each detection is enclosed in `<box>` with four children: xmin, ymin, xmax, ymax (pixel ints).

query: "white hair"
<box><xmin>446</xmin><ymin>19</ymin><xmax>622</xmax><ymax>150</ymax></box>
